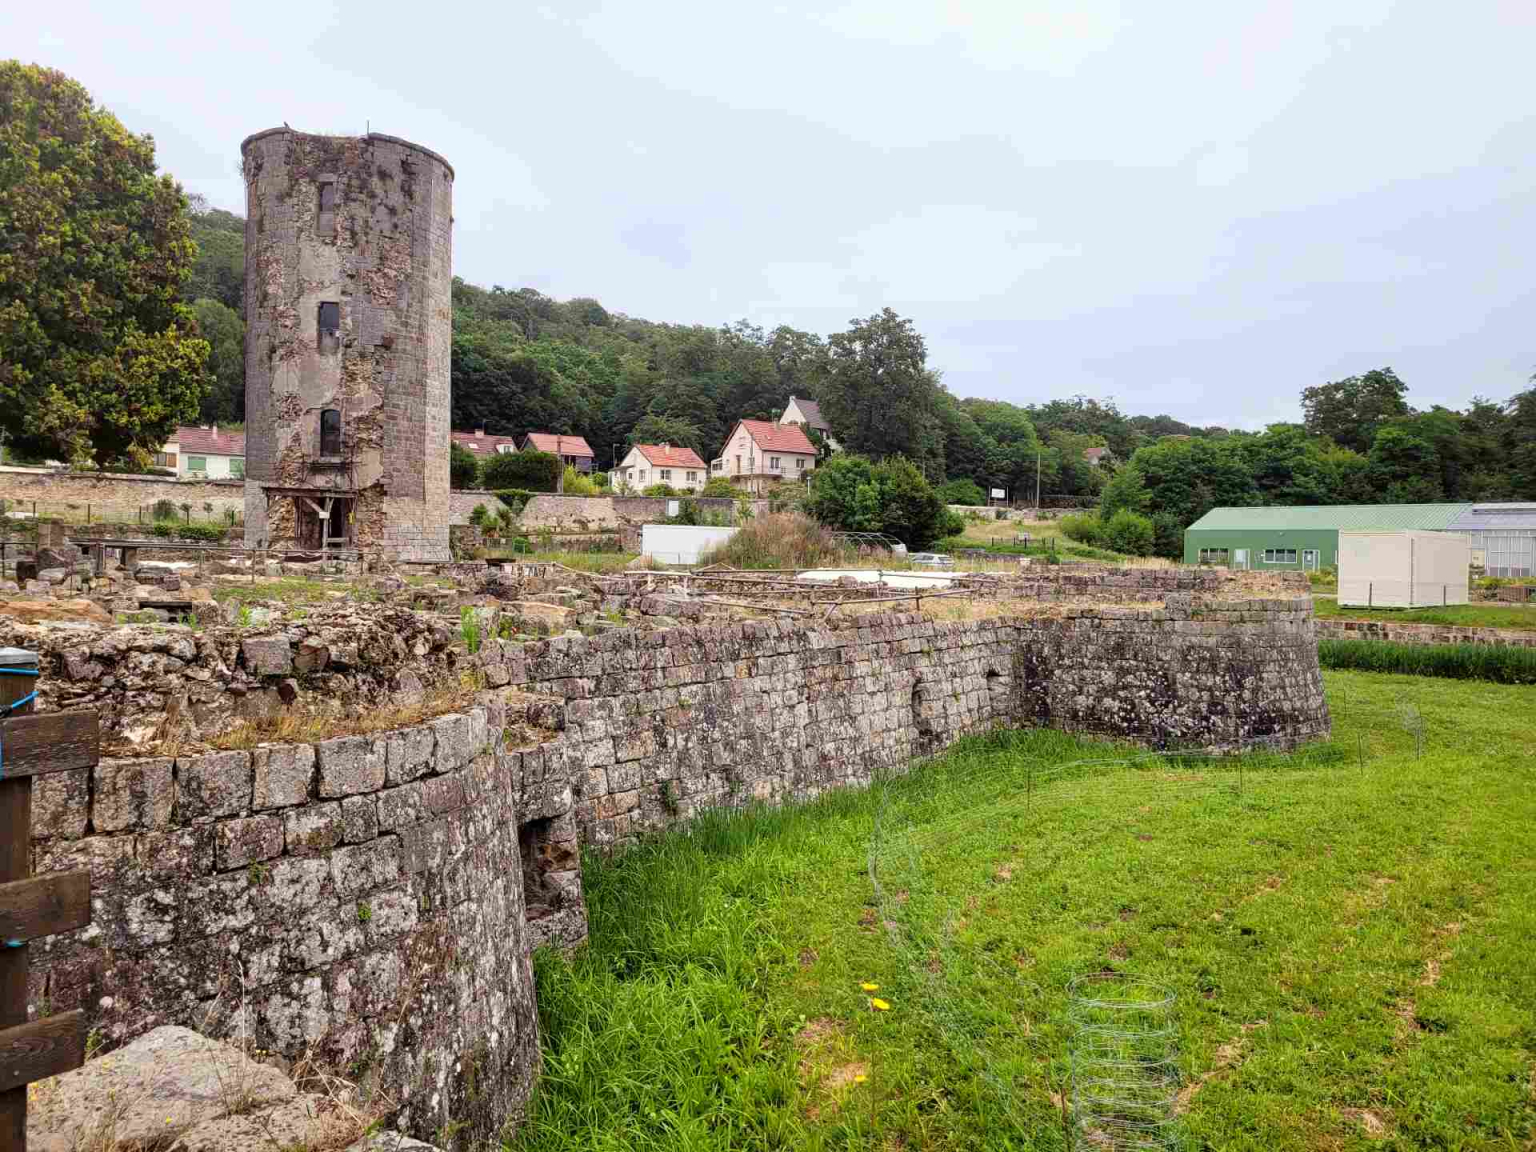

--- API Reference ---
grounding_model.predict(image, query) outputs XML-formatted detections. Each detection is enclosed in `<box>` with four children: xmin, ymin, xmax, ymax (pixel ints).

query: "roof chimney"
<box><xmin>211</xmin><ymin>424</ymin><xmax>217</xmax><ymax>437</ymax></box>
<box><xmin>475</xmin><ymin>428</ymin><xmax>486</xmax><ymax>437</ymax></box>
<box><xmin>660</xmin><ymin>442</ymin><xmax>669</xmax><ymax>449</ymax></box>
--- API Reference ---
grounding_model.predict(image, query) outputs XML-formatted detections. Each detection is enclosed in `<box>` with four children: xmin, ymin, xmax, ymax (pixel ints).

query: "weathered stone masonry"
<box><xmin>241</xmin><ymin>129</ymin><xmax>453</xmax><ymax>561</ymax></box>
<box><xmin>29</xmin><ymin>594</ymin><xmax>1327</xmax><ymax>1146</ymax></box>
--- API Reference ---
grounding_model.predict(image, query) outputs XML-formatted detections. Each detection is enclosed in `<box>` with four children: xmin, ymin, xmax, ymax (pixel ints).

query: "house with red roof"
<box><xmin>616</xmin><ymin>443</ymin><xmax>709</xmax><ymax>493</ymax></box>
<box><xmin>451</xmin><ymin>428</ymin><xmax>522</xmax><ymax>459</ymax></box>
<box><xmin>521</xmin><ymin>432</ymin><xmax>595</xmax><ymax>473</ymax></box>
<box><xmin>711</xmin><ymin>419</ymin><xmax>817</xmax><ymax>495</ymax></box>
<box><xmin>158</xmin><ymin>425</ymin><xmax>246</xmax><ymax>479</ymax></box>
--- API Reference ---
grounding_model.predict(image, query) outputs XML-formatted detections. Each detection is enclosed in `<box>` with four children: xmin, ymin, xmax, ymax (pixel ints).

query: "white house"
<box><xmin>779</xmin><ymin>396</ymin><xmax>838</xmax><ymax>452</ymax></box>
<box><xmin>710</xmin><ymin>420</ymin><xmax>816</xmax><ymax>495</ymax></box>
<box><xmin>616</xmin><ymin>443</ymin><xmax>709</xmax><ymax>493</ymax></box>
<box><xmin>158</xmin><ymin>426</ymin><xmax>246</xmax><ymax>479</ymax></box>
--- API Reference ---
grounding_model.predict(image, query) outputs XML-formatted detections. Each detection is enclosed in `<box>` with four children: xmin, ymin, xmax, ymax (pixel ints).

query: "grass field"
<box><xmin>510</xmin><ymin>672</ymin><xmax>1536</xmax><ymax>1151</ymax></box>
<box><xmin>1315</xmin><ymin>597</ymin><xmax>1536</xmax><ymax>631</ymax></box>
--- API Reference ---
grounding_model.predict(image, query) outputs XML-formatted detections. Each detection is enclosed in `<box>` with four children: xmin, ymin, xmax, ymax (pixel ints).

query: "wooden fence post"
<box><xmin>0</xmin><ymin>648</ymin><xmax>95</xmax><ymax>1152</ymax></box>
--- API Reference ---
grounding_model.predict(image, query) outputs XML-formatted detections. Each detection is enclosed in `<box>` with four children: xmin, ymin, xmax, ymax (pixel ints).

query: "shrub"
<box><xmin>449</xmin><ymin>442</ymin><xmax>480</xmax><ymax>490</ymax></box>
<box><xmin>699</xmin><ymin>512</ymin><xmax>854</xmax><ymax>570</ymax></box>
<box><xmin>469</xmin><ymin>503</ymin><xmax>491</xmax><ymax>528</ymax></box>
<box><xmin>665</xmin><ymin>498</ymin><xmax>729</xmax><ymax>527</ymax></box>
<box><xmin>642</xmin><ymin>483</ymin><xmax>677</xmax><ymax>497</ymax></box>
<box><xmin>152</xmin><ymin>498</ymin><xmax>178</xmax><ymax>521</ymax></box>
<box><xmin>702</xmin><ymin>476</ymin><xmax>745</xmax><ymax>498</ymax></box>
<box><xmin>148</xmin><ymin>521</ymin><xmax>226</xmax><ymax>542</ymax></box>
<box><xmin>936</xmin><ymin>478</ymin><xmax>987</xmax><ymax>507</ymax></box>
<box><xmin>1100</xmin><ymin>509</ymin><xmax>1155</xmax><ymax>556</ymax></box>
<box><xmin>1318</xmin><ymin>639</ymin><xmax>1536</xmax><ymax>684</ymax></box>
<box><xmin>482</xmin><ymin>449</ymin><xmax>560</xmax><ymax>492</ymax></box>
<box><xmin>1059</xmin><ymin>512</ymin><xmax>1102</xmax><ymax>546</ymax></box>
<box><xmin>495</xmin><ymin>489</ymin><xmax>538</xmax><ymax>516</ymax></box>
<box><xmin>807</xmin><ymin>454</ymin><xmax>950</xmax><ymax>549</ymax></box>
<box><xmin>562</xmin><ymin>465</ymin><xmax>599</xmax><ymax>496</ymax></box>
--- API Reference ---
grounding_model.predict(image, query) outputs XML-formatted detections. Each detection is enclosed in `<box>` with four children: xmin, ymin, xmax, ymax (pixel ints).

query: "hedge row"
<box><xmin>1318</xmin><ymin>638</ymin><xmax>1536</xmax><ymax>684</ymax></box>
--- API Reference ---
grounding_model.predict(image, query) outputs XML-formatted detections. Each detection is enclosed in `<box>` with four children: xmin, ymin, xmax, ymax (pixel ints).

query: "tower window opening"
<box><xmin>320</xmin><ymin>408</ymin><xmax>343</xmax><ymax>457</ymax></box>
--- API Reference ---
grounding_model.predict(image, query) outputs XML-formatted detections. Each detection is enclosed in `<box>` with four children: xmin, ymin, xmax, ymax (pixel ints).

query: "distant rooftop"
<box><xmin>174</xmin><ymin>426</ymin><xmax>245</xmax><ymax>457</ymax></box>
<box><xmin>1187</xmin><ymin>504</ymin><xmax>1471</xmax><ymax>532</ymax></box>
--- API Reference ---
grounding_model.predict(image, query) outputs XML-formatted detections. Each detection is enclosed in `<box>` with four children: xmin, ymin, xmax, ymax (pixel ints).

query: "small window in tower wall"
<box><xmin>318</xmin><ymin>181</ymin><xmax>337</xmax><ymax>212</ymax></box>
<box><xmin>318</xmin><ymin>301</ymin><xmax>340</xmax><ymax>332</ymax></box>
<box><xmin>320</xmin><ymin>409</ymin><xmax>342</xmax><ymax>456</ymax></box>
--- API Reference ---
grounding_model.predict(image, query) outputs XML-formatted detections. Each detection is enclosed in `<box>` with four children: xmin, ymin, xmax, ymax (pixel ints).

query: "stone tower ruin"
<box><xmin>240</xmin><ymin>128</ymin><xmax>453</xmax><ymax>561</ymax></box>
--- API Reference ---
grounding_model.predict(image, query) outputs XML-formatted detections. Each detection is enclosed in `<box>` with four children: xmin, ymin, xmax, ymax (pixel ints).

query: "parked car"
<box><xmin>908</xmin><ymin>552</ymin><xmax>954</xmax><ymax>569</ymax></box>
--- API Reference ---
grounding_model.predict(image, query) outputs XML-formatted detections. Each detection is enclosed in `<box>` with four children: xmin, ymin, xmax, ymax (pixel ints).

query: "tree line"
<box><xmin>5</xmin><ymin>60</ymin><xmax>1534</xmax><ymax>552</ymax></box>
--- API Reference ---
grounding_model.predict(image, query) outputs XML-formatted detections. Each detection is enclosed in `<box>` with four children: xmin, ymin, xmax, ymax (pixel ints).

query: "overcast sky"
<box><xmin>10</xmin><ymin>1</ymin><xmax>1534</xmax><ymax>428</ymax></box>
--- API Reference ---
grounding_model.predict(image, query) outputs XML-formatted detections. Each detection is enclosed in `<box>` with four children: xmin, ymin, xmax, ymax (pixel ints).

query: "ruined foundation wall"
<box><xmin>494</xmin><ymin>598</ymin><xmax>1328</xmax><ymax>859</ymax></box>
<box><xmin>241</xmin><ymin>129</ymin><xmax>452</xmax><ymax>560</ymax></box>
<box><xmin>29</xmin><ymin>696</ymin><xmax>546</xmax><ymax>1145</ymax></box>
<box><xmin>29</xmin><ymin>593</ymin><xmax>1327</xmax><ymax>1143</ymax></box>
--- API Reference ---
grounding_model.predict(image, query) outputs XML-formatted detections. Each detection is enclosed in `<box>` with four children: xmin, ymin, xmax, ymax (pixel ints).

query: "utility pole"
<box><xmin>1035</xmin><ymin>445</ymin><xmax>1041</xmax><ymax>515</ymax></box>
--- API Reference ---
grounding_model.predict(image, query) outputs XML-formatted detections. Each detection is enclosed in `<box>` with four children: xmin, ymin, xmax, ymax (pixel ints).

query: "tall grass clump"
<box><xmin>699</xmin><ymin>511</ymin><xmax>855</xmax><ymax>570</ymax></box>
<box><xmin>1318</xmin><ymin>638</ymin><xmax>1536</xmax><ymax>684</ymax></box>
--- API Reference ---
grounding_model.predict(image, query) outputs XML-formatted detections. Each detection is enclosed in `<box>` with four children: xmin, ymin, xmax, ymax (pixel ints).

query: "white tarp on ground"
<box><xmin>641</xmin><ymin>524</ymin><xmax>739</xmax><ymax>565</ymax></box>
<box><xmin>796</xmin><ymin>568</ymin><xmax>960</xmax><ymax>589</ymax></box>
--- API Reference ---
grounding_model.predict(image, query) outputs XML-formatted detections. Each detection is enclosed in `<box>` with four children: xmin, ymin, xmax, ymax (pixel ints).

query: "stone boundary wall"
<box><xmin>1317</xmin><ymin>617</ymin><xmax>1536</xmax><ymax>648</ymax></box>
<box><xmin>28</xmin><ymin>593</ymin><xmax>1327</xmax><ymax>1145</ymax></box>
<box><xmin>447</xmin><ymin>493</ymin><xmax>770</xmax><ymax>531</ymax></box>
<box><xmin>0</xmin><ymin>468</ymin><xmax>245</xmax><ymax>521</ymax></box>
<box><xmin>487</xmin><ymin>598</ymin><xmax>1329</xmax><ymax>865</ymax></box>
<box><xmin>29</xmin><ymin>693</ymin><xmax>555</xmax><ymax>1145</ymax></box>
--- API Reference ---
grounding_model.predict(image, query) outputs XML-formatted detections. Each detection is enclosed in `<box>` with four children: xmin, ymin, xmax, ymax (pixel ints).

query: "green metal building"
<box><xmin>1182</xmin><ymin>504</ymin><xmax>1471</xmax><ymax>571</ymax></box>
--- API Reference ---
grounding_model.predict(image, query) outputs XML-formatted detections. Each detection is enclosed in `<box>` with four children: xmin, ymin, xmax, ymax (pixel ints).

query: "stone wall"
<box><xmin>29</xmin><ymin>692</ymin><xmax>553</xmax><ymax>1145</ymax></box>
<box><xmin>451</xmin><ymin>494</ymin><xmax>770</xmax><ymax>532</ymax></box>
<box><xmin>27</xmin><ymin>591</ymin><xmax>1327</xmax><ymax>1145</ymax></box>
<box><xmin>485</xmin><ymin>597</ymin><xmax>1328</xmax><ymax>865</ymax></box>
<box><xmin>1317</xmin><ymin>617</ymin><xmax>1536</xmax><ymax>648</ymax></box>
<box><xmin>0</xmin><ymin>468</ymin><xmax>245</xmax><ymax>522</ymax></box>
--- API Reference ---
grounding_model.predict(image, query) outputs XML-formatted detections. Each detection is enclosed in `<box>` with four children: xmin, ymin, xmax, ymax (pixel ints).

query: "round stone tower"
<box><xmin>240</xmin><ymin>128</ymin><xmax>453</xmax><ymax>561</ymax></box>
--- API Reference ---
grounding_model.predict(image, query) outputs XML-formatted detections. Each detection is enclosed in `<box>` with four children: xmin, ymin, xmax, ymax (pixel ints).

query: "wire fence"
<box><xmin>0</xmin><ymin>496</ymin><xmax>243</xmax><ymax>528</ymax></box>
<box><xmin>865</xmin><ymin>686</ymin><xmax>1437</xmax><ymax>1148</ymax></box>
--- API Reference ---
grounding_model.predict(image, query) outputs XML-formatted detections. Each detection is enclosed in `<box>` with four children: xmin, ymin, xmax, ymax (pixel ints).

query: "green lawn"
<box><xmin>1315</xmin><ymin>597</ymin><xmax>1536</xmax><ymax>631</ymax></box>
<box><xmin>511</xmin><ymin>672</ymin><xmax>1536</xmax><ymax>1151</ymax></box>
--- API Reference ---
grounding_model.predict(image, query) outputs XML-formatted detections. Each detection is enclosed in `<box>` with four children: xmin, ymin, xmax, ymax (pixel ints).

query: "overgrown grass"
<box><xmin>510</xmin><ymin>673</ymin><xmax>1536</xmax><ymax>1150</ymax></box>
<box><xmin>512</xmin><ymin>550</ymin><xmax>640</xmax><ymax>574</ymax></box>
<box><xmin>1315</xmin><ymin>597</ymin><xmax>1536</xmax><ymax>631</ymax></box>
<box><xmin>1319</xmin><ymin>637</ymin><xmax>1536</xmax><ymax>683</ymax></box>
<box><xmin>214</xmin><ymin>577</ymin><xmax>376</xmax><ymax>606</ymax></box>
<box><xmin>700</xmin><ymin>512</ymin><xmax>856</xmax><ymax>570</ymax></box>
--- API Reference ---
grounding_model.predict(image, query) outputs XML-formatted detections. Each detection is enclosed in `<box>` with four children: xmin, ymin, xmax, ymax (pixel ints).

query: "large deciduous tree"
<box><xmin>1300</xmin><ymin>367</ymin><xmax>1411</xmax><ymax>453</ymax></box>
<box><xmin>818</xmin><ymin>308</ymin><xmax>944</xmax><ymax>468</ymax></box>
<box><xmin>0</xmin><ymin>62</ymin><xmax>208</xmax><ymax>465</ymax></box>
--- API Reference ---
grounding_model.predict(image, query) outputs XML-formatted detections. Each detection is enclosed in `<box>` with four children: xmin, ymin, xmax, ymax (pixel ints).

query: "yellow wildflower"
<box><xmin>854</xmin><ymin>1074</ymin><xmax>868</xmax><ymax>1083</ymax></box>
<box><xmin>860</xmin><ymin>983</ymin><xmax>880</xmax><ymax>992</ymax></box>
<box><xmin>870</xmin><ymin>997</ymin><xmax>891</xmax><ymax>1011</ymax></box>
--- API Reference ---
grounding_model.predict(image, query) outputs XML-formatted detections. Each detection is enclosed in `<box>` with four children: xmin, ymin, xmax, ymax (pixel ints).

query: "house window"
<box><xmin>1198</xmin><ymin>548</ymin><xmax>1229</xmax><ymax>564</ymax></box>
<box><xmin>1262</xmin><ymin>548</ymin><xmax>1297</xmax><ymax>565</ymax></box>
<box><xmin>795</xmin><ymin>457</ymin><xmax>806</xmax><ymax>470</ymax></box>
<box><xmin>320</xmin><ymin>409</ymin><xmax>342</xmax><ymax>456</ymax></box>
<box><xmin>154</xmin><ymin>452</ymin><xmax>177</xmax><ymax>468</ymax></box>
<box><xmin>639</xmin><ymin>470</ymin><xmax>647</xmax><ymax>482</ymax></box>
<box><xmin>187</xmin><ymin>456</ymin><xmax>207</xmax><ymax>473</ymax></box>
<box><xmin>660</xmin><ymin>469</ymin><xmax>672</xmax><ymax>481</ymax></box>
<box><xmin>496</xmin><ymin>443</ymin><xmax>513</xmax><ymax>454</ymax></box>
<box><xmin>686</xmin><ymin>471</ymin><xmax>697</xmax><ymax>482</ymax></box>
<box><xmin>230</xmin><ymin>457</ymin><xmax>244</xmax><ymax>479</ymax></box>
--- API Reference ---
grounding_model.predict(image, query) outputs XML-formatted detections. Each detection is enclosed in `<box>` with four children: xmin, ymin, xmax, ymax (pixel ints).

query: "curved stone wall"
<box><xmin>30</xmin><ymin>593</ymin><xmax>1328</xmax><ymax>1145</ymax></box>
<box><xmin>29</xmin><ymin>694</ymin><xmax>544</xmax><ymax>1144</ymax></box>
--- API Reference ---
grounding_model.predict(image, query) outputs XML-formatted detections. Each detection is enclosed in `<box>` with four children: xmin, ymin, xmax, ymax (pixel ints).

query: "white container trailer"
<box><xmin>1338</xmin><ymin>530</ymin><xmax>1470</xmax><ymax>608</ymax></box>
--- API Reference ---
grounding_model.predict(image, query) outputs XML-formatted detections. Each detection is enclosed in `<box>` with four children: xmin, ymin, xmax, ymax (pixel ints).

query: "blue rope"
<box><xmin>0</xmin><ymin>667</ymin><xmax>41</xmax><ymax>780</ymax></box>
